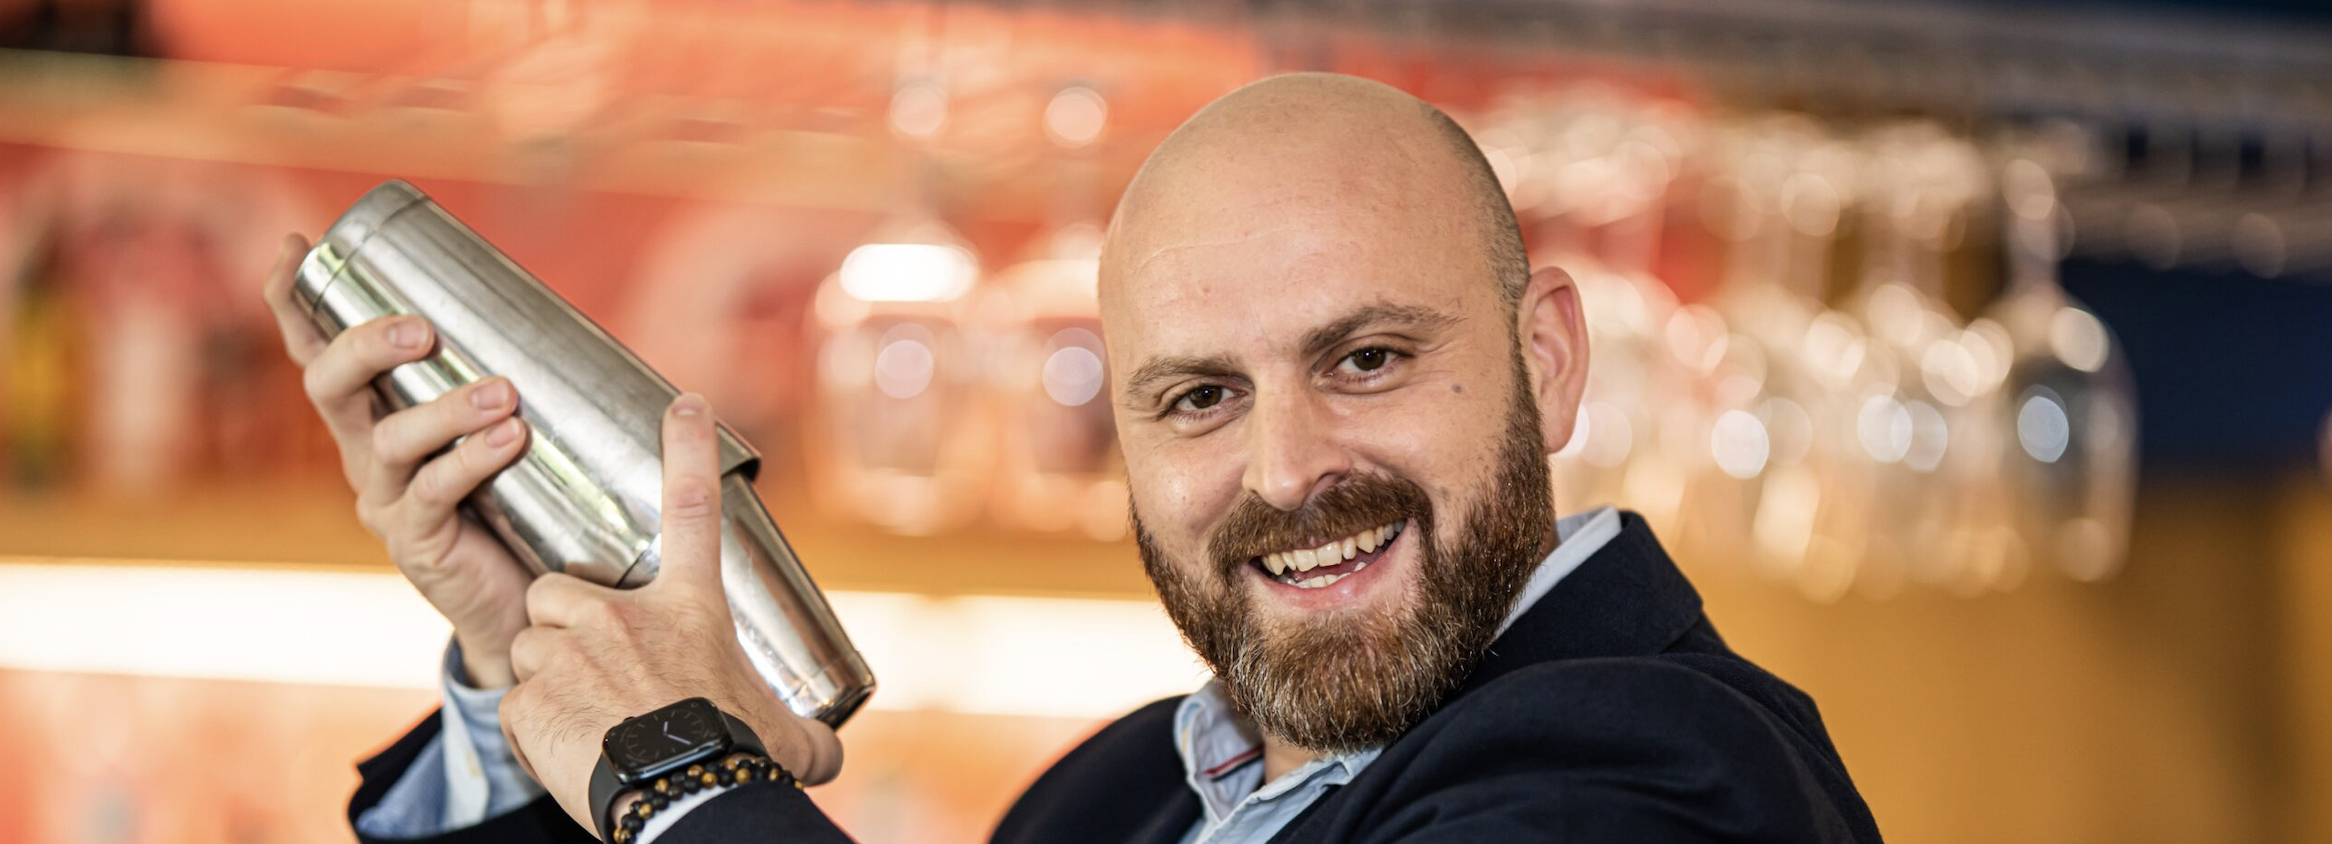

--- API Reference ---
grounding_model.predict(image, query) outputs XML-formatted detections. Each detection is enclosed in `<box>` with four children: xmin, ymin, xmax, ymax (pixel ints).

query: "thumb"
<box><xmin>656</xmin><ymin>393</ymin><xmax>726</xmax><ymax>593</ymax></box>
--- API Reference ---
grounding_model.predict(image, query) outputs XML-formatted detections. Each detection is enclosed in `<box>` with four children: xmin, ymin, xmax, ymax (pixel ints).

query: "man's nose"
<box><xmin>1241</xmin><ymin>389</ymin><xmax>1351</xmax><ymax>512</ymax></box>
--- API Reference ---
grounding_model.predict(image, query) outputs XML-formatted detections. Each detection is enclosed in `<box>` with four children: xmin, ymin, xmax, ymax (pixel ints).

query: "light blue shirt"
<box><xmin>353</xmin><ymin>642</ymin><xmax>545</xmax><ymax>839</ymax></box>
<box><xmin>363</xmin><ymin>506</ymin><xmax>1623</xmax><ymax>844</ymax></box>
<box><xmin>1171</xmin><ymin>506</ymin><xmax>1621</xmax><ymax>844</ymax></box>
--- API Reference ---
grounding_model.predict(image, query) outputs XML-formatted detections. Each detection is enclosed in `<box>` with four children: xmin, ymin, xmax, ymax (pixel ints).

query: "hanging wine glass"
<box><xmin>1984</xmin><ymin>152</ymin><xmax>2140</xmax><ymax>582</ymax></box>
<box><xmin>1699</xmin><ymin>115</ymin><xmax>1868</xmax><ymax>600</ymax></box>
<box><xmin>1829</xmin><ymin>121</ymin><xmax>1984</xmax><ymax>598</ymax></box>
<box><xmin>1500</xmin><ymin>88</ymin><xmax>1693</xmax><ymax>532</ymax></box>
<box><xmin>1904</xmin><ymin>131</ymin><xmax>2026</xmax><ymax>597</ymax></box>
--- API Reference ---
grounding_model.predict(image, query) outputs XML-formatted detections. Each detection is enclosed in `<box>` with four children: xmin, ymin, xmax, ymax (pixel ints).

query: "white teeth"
<box><xmin>1292</xmin><ymin>572</ymin><xmax>1350</xmax><ymax>589</ymax></box>
<box><xmin>1260</xmin><ymin>521</ymin><xmax>1406</xmax><ymax>584</ymax></box>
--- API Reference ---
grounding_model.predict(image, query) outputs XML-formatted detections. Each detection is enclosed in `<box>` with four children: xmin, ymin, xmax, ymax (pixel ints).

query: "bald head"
<box><xmin>1100</xmin><ymin>73</ymin><xmax>1529</xmax><ymax>320</ymax></box>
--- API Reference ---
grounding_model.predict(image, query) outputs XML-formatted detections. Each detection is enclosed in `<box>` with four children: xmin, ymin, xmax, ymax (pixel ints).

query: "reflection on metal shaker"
<box><xmin>292</xmin><ymin>180</ymin><xmax>874</xmax><ymax>727</ymax></box>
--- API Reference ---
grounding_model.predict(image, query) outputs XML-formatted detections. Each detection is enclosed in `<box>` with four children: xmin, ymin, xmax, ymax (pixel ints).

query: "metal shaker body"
<box><xmin>294</xmin><ymin>180</ymin><xmax>873</xmax><ymax>727</ymax></box>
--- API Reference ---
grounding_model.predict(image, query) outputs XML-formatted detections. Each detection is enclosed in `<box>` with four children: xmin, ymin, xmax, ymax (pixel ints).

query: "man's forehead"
<box><xmin>1095</xmin><ymin>73</ymin><xmax>1507</xmax><ymax>366</ymax></box>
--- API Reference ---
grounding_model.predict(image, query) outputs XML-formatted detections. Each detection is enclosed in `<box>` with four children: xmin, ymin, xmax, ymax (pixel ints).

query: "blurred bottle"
<box><xmin>979</xmin><ymin>222</ymin><xmax>1125</xmax><ymax>540</ymax></box>
<box><xmin>4</xmin><ymin>239</ymin><xmax>83</xmax><ymax>493</ymax></box>
<box><xmin>807</xmin><ymin>210</ymin><xmax>992</xmax><ymax>535</ymax></box>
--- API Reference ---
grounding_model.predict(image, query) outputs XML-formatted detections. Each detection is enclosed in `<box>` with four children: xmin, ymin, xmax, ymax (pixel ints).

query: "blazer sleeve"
<box><xmin>349</xmin><ymin>711</ymin><xmax>600</xmax><ymax>844</ymax></box>
<box><xmin>1345</xmin><ymin>658</ymin><xmax>1867</xmax><ymax>844</ymax></box>
<box><xmin>649</xmin><ymin>783</ymin><xmax>860</xmax><ymax>843</ymax></box>
<box><xmin>353</xmin><ymin>712</ymin><xmax>864</xmax><ymax>844</ymax></box>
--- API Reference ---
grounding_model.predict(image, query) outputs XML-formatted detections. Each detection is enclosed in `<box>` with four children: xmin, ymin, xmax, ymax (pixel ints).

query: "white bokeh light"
<box><xmin>874</xmin><ymin>337</ymin><xmax>937</xmax><ymax>399</ymax></box>
<box><xmin>1711</xmin><ymin>409</ymin><xmax>1773</xmax><ymax>479</ymax></box>
<box><xmin>1041</xmin><ymin>344</ymin><xmax>1106</xmax><ymax>407</ymax></box>
<box><xmin>1858</xmin><ymin>395</ymin><xmax>1913</xmax><ymax>464</ymax></box>
<box><xmin>1044</xmin><ymin>86</ymin><xmax>1108</xmax><ymax>148</ymax></box>
<box><xmin>2018</xmin><ymin>389</ymin><xmax>2072</xmax><ymax>463</ymax></box>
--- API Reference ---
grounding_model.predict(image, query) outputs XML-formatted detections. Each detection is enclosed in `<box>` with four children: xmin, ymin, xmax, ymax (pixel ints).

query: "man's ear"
<box><xmin>1515</xmin><ymin>265</ymin><xmax>1588</xmax><ymax>455</ymax></box>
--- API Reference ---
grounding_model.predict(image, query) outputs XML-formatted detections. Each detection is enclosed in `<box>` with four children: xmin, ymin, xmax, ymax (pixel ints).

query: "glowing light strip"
<box><xmin>0</xmin><ymin>559</ymin><xmax>1204</xmax><ymax>719</ymax></box>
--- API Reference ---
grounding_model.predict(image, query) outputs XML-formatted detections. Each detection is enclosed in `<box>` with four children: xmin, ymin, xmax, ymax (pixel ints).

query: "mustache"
<box><xmin>1205</xmin><ymin>473</ymin><xmax>1432</xmax><ymax>577</ymax></box>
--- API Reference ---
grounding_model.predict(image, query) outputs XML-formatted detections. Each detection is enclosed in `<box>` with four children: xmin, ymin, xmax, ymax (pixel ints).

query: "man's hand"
<box><xmin>500</xmin><ymin>394</ymin><xmax>844</xmax><ymax>833</ymax></box>
<box><xmin>261</xmin><ymin>234</ymin><xmax>535</xmax><ymax>688</ymax></box>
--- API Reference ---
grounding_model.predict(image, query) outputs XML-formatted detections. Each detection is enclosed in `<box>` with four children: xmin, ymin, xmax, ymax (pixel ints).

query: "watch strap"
<box><xmin>588</xmin><ymin>701</ymin><xmax>771</xmax><ymax>842</ymax></box>
<box><xmin>589</xmin><ymin>752</ymin><xmax>623</xmax><ymax>842</ymax></box>
<box><xmin>718</xmin><ymin>710</ymin><xmax>769</xmax><ymax>758</ymax></box>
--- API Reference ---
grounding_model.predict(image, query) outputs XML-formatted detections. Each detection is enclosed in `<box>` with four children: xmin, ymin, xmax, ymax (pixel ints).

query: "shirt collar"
<box><xmin>1169</xmin><ymin>505</ymin><xmax>1623</xmax><ymax>818</ymax></box>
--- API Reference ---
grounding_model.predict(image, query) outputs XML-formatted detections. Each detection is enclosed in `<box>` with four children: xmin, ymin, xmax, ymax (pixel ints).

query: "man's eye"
<box><xmin>1175</xmin><ymin>385</ymin><xmax>1226</xmax><ymax>412</ymax></box>
<box><xmin>1339</xmin><ymin>347</ymin><xmax>1398</xmax><ymax>374</ymax></box>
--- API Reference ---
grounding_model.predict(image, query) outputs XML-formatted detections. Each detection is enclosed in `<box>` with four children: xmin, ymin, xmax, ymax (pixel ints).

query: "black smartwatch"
<box><xmin>588</xmin><ymin>697</ymin><xmax>769</xmax><ymax>842</ymax></box>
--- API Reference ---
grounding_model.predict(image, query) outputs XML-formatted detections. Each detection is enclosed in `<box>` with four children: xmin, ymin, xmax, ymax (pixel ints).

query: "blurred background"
<box><xmin>2</xmin><ymin>0</ymin><xmax>2331</xmax><ymax>842</ymax></box>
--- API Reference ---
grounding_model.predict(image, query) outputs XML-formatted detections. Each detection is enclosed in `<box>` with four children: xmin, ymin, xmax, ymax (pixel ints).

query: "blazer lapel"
<box><xmin>1128</xmin><ymin>788</ymin><xmax>1201</xmax><ymax>844</ymax></box>
<box><xmin>1455</xmin><ymin>511</ymin><xmax>1706</xmax><ymax>700</ymax></box>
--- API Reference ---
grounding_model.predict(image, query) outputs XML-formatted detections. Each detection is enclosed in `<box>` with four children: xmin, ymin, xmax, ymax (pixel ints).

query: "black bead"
<box><xmin>648</xmin><ymin>791</ymin><xmax>670</xmax><ymax>810</ymax></box>
<box><xmin>681</xmin><ymin>775</ymin><xmax>701</xmax><ymax>794</ymax></box>
<box><xmin>619</xmin><ymin>812</ymin><xmax>643</xmax><ymax>832</ymax></box>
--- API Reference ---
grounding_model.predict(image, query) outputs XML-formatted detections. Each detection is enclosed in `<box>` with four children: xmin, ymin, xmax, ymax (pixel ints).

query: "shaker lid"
<box><xmin>295</xmin><ymin>180</ymin><xmax>432</xmax><ymax>316</ymax></box>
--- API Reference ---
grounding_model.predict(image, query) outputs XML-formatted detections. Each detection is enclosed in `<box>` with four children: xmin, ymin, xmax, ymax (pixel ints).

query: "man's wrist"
<box><xmin>454</xmin><ymin>634</ymin><xmax>516</xmax><ymax>689</ymax></box>
<box><xmin>609</xmin><ymin>752</ymin><xmax>759</xmax><ymax>815</ymax></box>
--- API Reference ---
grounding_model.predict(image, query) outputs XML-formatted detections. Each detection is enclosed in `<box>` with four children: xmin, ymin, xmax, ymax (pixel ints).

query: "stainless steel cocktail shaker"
<box><xmin>295</xmin><ymin>180</ymin><xmax>874</xmax><ymax>727</ymax></box>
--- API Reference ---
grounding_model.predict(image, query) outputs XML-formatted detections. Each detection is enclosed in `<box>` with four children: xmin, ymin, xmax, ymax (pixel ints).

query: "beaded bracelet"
<box><xmin>609</xmin><ymin>754</ymin><xmax>799</xmax><ymax>844</ymax></box>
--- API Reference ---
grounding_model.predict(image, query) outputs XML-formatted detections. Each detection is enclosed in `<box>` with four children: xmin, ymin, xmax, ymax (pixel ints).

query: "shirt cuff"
<box><xmin>636</xmin><ymin>787</ymin><xmax>724</xmax><ymax>843</ymax></box>
<box><xmin>440</xmin><ymin>638</ymin><xmax>548</xmax><ymax>829</ymax></box>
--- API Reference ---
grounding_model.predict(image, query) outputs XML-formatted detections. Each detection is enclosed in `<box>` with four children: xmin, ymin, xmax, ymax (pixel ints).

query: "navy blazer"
<box><xmin>350</xmin><ymin>513</ymin><xmax>1882</xmax><ymax>844</ymax></box>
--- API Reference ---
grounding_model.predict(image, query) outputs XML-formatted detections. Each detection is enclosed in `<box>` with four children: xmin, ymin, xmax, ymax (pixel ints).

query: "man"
<box><xmin>265</xmin><ymin>73</ymin><xmax>1880</xmax><ymax>843</ymax></box>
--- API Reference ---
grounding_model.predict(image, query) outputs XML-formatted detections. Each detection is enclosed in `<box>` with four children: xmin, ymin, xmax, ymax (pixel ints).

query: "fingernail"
<box><xmin>674</xmin><ymin>394</ymin><xmax>706</xmax><ymax>417</ymax></box>
<box><xmin>486</xmin><ymin>418</ymin><xmax>522</xmax><ymax>447</ymax></box>
<box><xmin>471</xmin><ymin>379</ymin><xmax>513</xmax><ymax>410</ymax></box>
<box><xmin>389</xmin><ymin>319</ymin><xmax>425</xmax><ymax>350</ymax></box>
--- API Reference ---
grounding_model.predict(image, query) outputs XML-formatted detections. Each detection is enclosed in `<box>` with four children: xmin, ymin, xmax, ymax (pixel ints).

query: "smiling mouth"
<box><xmin>1249</xmin><ymin>520</ymin><xmax>1408</xmax><ymax>590</ymax></box>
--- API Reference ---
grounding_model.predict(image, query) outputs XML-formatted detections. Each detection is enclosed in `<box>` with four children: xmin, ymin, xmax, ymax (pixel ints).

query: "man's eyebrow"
<box><xmin>1117</xmin><ymin>303</ymin><xmax>1460</xmax><ymax>406</ymax></box>
<box><xmin>1300</xmin><ymin>302</ymin><xmax>1461</xmax><ymax>359</ymax></box>
<box><xmin>1121</xmin><ymin>353</ymin><xmax>1241</xmax><ymax>405</ymax></box>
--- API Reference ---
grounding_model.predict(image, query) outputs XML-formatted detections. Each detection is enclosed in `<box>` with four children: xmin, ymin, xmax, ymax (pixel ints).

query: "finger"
<box><xmin>261</xmin><ymin>234</ymin><xmax>329</xmax><ymax>365</ymax></box>
<box><xmin>774</xmin><ymin>715</ymin><xmax>845</xmax><ymax>786</ymax></box>
<box><xmin>524</xmin><ymin>572</ymin><xmax>622</xmax><ymax>631</ymax></box>
<box><xmin>397</xmin><ymin>415</ymin><xmax>528</xmax><ymax>522</ymax></box>
<box><xmin>656</xmin><ymin>394</ymin><xmax>725</xmax><ymax>592</ymax></box>
<box><xmin>368</xmin><ymin>377</ymin><xmax>521</xmax><ymax>502</ymax></box>
<box><xmin>508</xmin><ymin>625</ymin><xmax>562</xmax><ymax>684</ymax></box>
<box><xmin>304</xmin><ymin>315</ymin><xmax>435</xmax><ymax>475</ymax></box>
<box><xmin>498</xmin><ymin>688</ymin><xmax>541</xmax><ymax>782</ymax></box>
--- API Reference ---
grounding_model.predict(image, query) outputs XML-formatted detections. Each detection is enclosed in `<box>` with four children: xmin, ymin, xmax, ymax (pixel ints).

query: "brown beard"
<box><xmin>1134</xmin><ymin>358</ymin><xmax>1555</xmax><ymax>754</ymax></box>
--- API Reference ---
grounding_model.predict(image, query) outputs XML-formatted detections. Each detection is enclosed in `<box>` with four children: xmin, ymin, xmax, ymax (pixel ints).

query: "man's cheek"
<box><xmin>1128</xmin><ymin>465</ymin><xmax>1208</xmax><ymax>548</ymax></box>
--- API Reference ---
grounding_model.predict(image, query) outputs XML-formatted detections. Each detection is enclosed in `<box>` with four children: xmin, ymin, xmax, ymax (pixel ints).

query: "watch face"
<box><xmin>606</xmin><ymin>698</ymin><xmax>729</xmax><ymax>782</ymax></box>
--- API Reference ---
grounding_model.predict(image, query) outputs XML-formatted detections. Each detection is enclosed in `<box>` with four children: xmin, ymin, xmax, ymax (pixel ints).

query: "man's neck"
<box><xmin>1261</xmin><ymin>735</ymin><xmax>1323</xmax><ymax>782</ymax></box>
